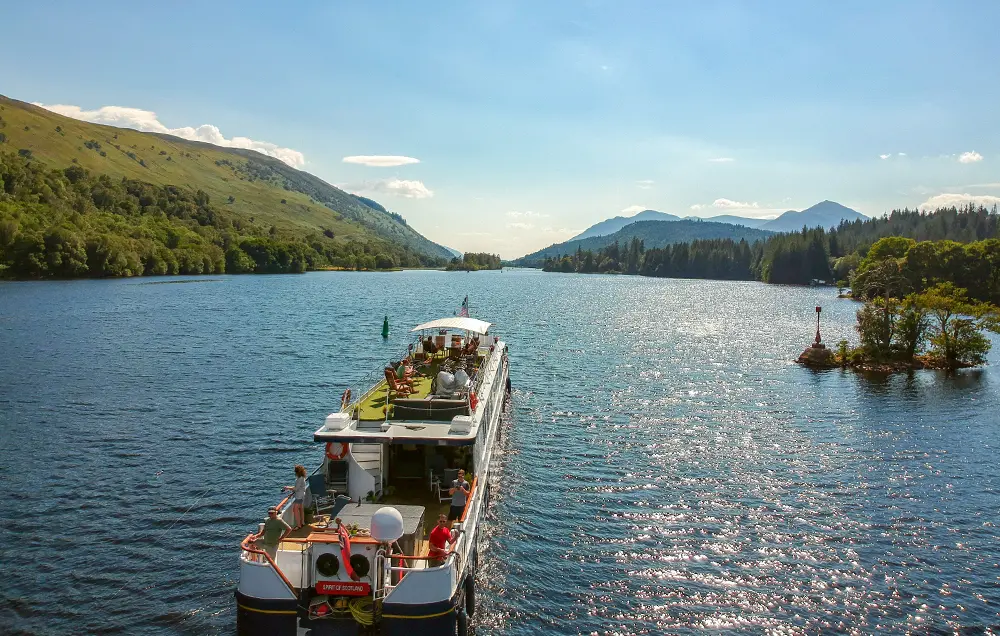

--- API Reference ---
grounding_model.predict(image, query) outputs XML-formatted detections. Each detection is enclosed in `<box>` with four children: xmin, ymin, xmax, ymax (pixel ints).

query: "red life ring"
<box><xmin>325</xmin><ymin>442</ymin><xmax>349</xmax><ymax>461</ymax></box>
<box><xmin>469</xmin><ymin>391</ymin><xmax>478</xmax><ymax>411</ymax></box>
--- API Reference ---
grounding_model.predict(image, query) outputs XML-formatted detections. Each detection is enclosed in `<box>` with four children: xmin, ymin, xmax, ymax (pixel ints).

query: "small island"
<box><xmin>445</xmin><ymin>252</ymin><xmax>502</xmax><ymax>271</ymax></box>
<box><xmin>799</xmin><ymin>237</ymin><xmax>1000</xmax><ymax>372</ymax></box>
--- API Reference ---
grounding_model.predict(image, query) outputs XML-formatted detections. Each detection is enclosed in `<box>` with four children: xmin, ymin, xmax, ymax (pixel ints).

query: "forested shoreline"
<box><xmin>0</xmin><ymin>152</ymin><xmax>447</xmax><ymax>278</ymax></box>
<box><xmin>541</xmin><ymin>205</ymin><xmax>1000</xmax><ymax>288</ymax></box>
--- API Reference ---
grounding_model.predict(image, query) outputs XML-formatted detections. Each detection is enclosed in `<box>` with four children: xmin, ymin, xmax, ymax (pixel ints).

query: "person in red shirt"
<box><xmin>428</xmin><ymin>514</ymin><xmax>455</xmax><ymax>567</ymax></box>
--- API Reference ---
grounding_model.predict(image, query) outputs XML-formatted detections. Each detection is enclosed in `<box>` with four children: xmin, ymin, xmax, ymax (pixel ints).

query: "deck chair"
<box><xmin>437</xmin><ymin>468</ymin><xmax>459</xmax><ymax>503</ymax></box>
<box><xmin>307</xmin><ymin>473</ymin><xmax>339</xmax><ymax>513</ymax></box>
<box><xmin>384</xmin><ymin>368</ymin><xmax>414</xmax><ymax>399</ymax></box>
<box><xmin>428</xmin><ymin>453</ymin><xmax>447</xmax><ymax>492</ymax></box>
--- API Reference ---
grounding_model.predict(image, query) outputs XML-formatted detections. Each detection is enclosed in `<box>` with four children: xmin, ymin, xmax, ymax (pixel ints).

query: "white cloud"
<box><xmin>36</xmin><ymin>103</ymin><xmax>305</xmax><ymax>167</ymax></box>
<box><xmin>621</xmin><ymin>204</ymin><xmax>648</xmax><ymax>215</ymax></box>
<box><xmin>959</xmin><ymin>151</ymin><xmax>984</xmax><ymax>164</ymax></box>
<box><xmin>920</xmin><ymin>193</ymin><xmax>1000</xmax><ymax>209</ymax></box>
<box><xmin>962</xmin><ymin>183</ymin><xmax>1000</xmax><ymax>189</ymax></box>
<box><xmin>345</xmin><ymin>178</ymin><xmax>434</xmax><ymax>199</ymax></box>
<box><xmin>708</xmin><ymin>157</ymin><xmax>735</xmax><ymax>163</ymax></box>
<box><xmin>879</xmin><ymin>154</ymin><xmax>891</xmax><ymax>160</ymax></box>
<box><xmin>690</xmin><ymin>198</ymin><xmax>760</xmax><ymax>211</ymax></box>
<box><xmin>506</xmin><ymin>222</ymin><xmax>535</xmax><ymax>230</ymax></box>
<box><xmin>506</xmin><ymin>211</ymin><xmax>549</xmax><ymax>219</ymax></box>
<box><xmin>898</xmin><ymin>152</ymin><xmax>907</xmax><ymax>156</ymax></box>
<box><xmin>342</xmin><ymin>155</ymin><xmax>420</xmax><ymax>167</ymax></box>
<box><xmin>635</xmin><ymin>179</ymin><xmax>655</xmax><ymax>189</ymax></box>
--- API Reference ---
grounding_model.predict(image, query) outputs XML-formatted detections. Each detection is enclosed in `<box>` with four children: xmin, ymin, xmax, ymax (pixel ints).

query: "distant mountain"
<box><xmin>685</xmin><ymin>214</ymin><xmax>769</xmax><ymax>229</ymax></box>
<box><xmin>571</xmin><ymin>209</ymin><xmax>681</xmax><ymax>240</ymax></box>
<box><xmin>443</xmin><ymin>246</ymin><xmax>463</xmax><ymax>258</ymax></box>
<box><xmin>513</xmin><ymin>219</ymin><xmax>773</xmax><ymax>266</ymax></box>
<box><xmin>760</xmin><ymin>200</ymin><xmax>865</xmax><ymax>232</ymax></box>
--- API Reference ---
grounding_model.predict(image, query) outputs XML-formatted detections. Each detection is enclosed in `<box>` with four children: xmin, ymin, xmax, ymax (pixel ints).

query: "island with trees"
<box><xmin>446</xmin><ymin>252</ymin><xmax>502</xmax><ymax>271</ymax></box>
<box><xmin>800</xmin><ymin>236</ymin><xmax>1000</xmax><ymax>372</ymax></box>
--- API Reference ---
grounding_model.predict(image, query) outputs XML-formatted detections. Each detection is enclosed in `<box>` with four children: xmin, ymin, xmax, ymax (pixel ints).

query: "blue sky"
<box><xmin>4</xmin><ymin>1</ymin><xmax>999</xmax><ymax>257</ymax></box>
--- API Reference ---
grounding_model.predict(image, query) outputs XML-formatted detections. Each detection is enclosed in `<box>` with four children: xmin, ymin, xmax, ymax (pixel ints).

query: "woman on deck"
<box><xmin>283</xmin><ymin>465</ymin><xmax>307</xmax><ymax>529</ymax></box>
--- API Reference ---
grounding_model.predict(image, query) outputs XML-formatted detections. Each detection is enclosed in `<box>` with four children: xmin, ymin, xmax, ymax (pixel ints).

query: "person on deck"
<box><xmin>423</xmin><ymin>337</ymin><xmax>439</xmax><ymax>355</ymax></box>
<box><xmin>428</xmin><ymin>513</ymin><xmax>456</xmax><ymax>567</ymax></box>
<box><xmin>462</xmin><ymin>337</ymin><xmax>480</xmax><ymax>356</ymax></box>
<box><xmin>255</xmin><ymin>506</ymin><xmax>292</xmax><ymax>559</ymax></box>
<box><xmin>387</xmin><ymin>364</ymin><xmax>413</xmax><ymax>389</ymax></box>
<box><xmin>396</xmin><ymin>358</ymin><xmax>416</xmax><ymax>382</ymax></box>
<box><xmin>282</xmin><ymin>465</ymin><xmax>307</xmax><ymax>530</ymax></box>
<box><xmin>448</xmin><ymin>469</ymin><xmax>471</xmax><ymax>521</ymax></box>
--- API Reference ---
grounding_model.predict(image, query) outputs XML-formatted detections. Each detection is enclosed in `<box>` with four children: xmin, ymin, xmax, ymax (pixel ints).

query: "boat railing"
<box><xmin>341</xmin><ymin>344</ymin><xmax>418</xmax><ymax>417</ymax></box>
<box><xmin>239</xmin><ymin>533</ymin><xmax>298</xmax><ymax>596</ymax></box>
<box><xmin>372</xmin><ymin>474</ymin><xmax>478</xmax><ymax>601</ymax></box>
<box><xmin>374</xmin><ymin>529</ymin><xmax>466</xmax><ymax>601</ymax></box>
<box><xmin>470</xmin><ymin>345</ymin><xmax>500</xmax><ymax>399</ymax></box>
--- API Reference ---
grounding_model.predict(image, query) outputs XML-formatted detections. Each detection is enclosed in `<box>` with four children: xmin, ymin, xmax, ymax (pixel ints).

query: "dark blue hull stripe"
<box><xmin>381</xmin><ymin>597</ymin><xmax>456</xmax><ymax>619</ymax></box>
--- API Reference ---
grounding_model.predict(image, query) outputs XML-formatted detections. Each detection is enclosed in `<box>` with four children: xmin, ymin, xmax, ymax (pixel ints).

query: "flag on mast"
<box><xmin>458</xmin><ymin>296</ymin><xmax>469</xmax><ymax>317</ymax></box>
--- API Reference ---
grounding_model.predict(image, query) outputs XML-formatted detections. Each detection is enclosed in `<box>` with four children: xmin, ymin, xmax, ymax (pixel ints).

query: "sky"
<box><xmin>3</xmin><ymin>1</ymin><xmax>999</xmax><ymax>258</ymax></box>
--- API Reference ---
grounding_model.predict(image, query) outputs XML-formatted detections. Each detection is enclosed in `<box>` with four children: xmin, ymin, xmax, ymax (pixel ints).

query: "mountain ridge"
<box><xmin>571</xmin><ymin>209</ymin><xmax>681</xmax><ymax>240</ymax></box>
<box><xmin>0</xmin><ymin>94</ymin><xmax>452</xmax><ymax>261</ymax></box>
<box><xmin>513</xmin><ymin>219</ymin><xmax>774</xmax><ymax>266</ymax></box>
<box><xmin>568</xmin><ymin>200</ymin><xmax>866</xmax><ymax>243</ymax></box>
<box><xmin>758</xmin><ymin>200</ymin><xmax>866</xmax><ymax>232</ymax></box>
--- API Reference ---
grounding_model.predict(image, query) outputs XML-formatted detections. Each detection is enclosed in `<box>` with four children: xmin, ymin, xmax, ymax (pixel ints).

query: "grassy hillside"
<box><xmin>514</xmin><ymin>219</ymin><xmax>774</xmax><ymax>267</ymax></box>
<box><xmin>0</xmin><ymin>95</ymin><xmax>451</xmax><ymax>260</ymax></box>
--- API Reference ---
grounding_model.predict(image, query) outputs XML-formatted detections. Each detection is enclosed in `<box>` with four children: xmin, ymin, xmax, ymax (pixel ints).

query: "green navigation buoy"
<box><xmin>382</xmin><ymin>315</ymin><xmax>390</xmax><ymax>339</ymax></box>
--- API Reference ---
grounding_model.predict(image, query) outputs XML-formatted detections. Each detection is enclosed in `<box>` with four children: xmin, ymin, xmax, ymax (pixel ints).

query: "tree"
<box><xmin>867</xmin><ymin>236</ymin><xmax>916</xmax><ymax>261</ymax></box>
<box><xmin>913</xmin><ymin>283</ymin><xmax>1000</xmax><ymax>367</ymax></box>
<box><xmin>852</xmin><ymin>257</ymin><xmax>908</xmax><ymax>302</ymax></box>
<box><xmin>225</xmin><ymin>246</ymin><xmax>256</xmax><ymax>273</ymax></box>
<box><xmin>856</xmin><ymin>298</ymin><xmax>897</xmax><ymax>361</ymax></box>
<box><xmin>375</xmin><ymin>253</ymin><xmax>396</xmax><ymax>269</ymax></box>
<box><xmin>893</xmin><ymin>296</ymin><xmax>929</xmax><ymax>360</ymax></box>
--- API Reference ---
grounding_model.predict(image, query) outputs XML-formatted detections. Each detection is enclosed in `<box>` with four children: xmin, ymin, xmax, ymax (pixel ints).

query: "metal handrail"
<box><xmin>239</xmin><ymin>533</ymin><xmax>298</xmax><ymax>596</ymax></box>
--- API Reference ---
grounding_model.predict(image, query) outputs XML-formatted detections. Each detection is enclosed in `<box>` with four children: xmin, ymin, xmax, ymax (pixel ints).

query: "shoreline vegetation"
<box><xmin>0</xmin><ymin>151</ymin><xmax>448</xmax><ymax>279</ymax></box>
<box><xmin>538</xmin><ymin>205</ymin><xmax>999</xmax><ymax>288</ymax></box>
<box><xmin>445</xmin><ymin>252</ymin><xmax>502</xmax><ymax>271</ymax></box>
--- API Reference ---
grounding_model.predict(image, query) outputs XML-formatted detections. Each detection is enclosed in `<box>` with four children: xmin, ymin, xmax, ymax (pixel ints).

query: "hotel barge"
<box><xmin>236</xmin><ymin>314</ymin><xmax>510</xmax><ymax>635</ymax></box>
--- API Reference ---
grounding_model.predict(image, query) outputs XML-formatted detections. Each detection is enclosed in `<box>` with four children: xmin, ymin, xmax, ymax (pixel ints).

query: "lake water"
<box><xmin>1</xmin><ymin>270</ymin><xmax>998</xmax><ymax>634</ymax></box>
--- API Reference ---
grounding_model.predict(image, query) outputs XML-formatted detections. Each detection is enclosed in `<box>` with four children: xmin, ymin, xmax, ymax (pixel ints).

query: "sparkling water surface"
<box><xmin>1</xmin><ymin>270</ymin><xmax>998</xmax><ymax>635</ymax></box>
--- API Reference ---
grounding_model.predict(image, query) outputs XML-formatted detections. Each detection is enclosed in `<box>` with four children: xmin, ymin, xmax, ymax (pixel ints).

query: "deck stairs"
<box><xmin>351</xmin><ymin>443</ymin><xmax>383</xmax><ymax>497</ymax></box>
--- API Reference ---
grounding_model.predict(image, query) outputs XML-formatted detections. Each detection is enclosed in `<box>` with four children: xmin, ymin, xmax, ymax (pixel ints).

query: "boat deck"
<box><xmin>353</xmin><ymin>354</ymin><xmax>484</xmax><ymax>421</ymax></box>
<box><xmin>278</xmin><ymin>481</ymin><xmax>457</xmax><ymax>556</ymax></box>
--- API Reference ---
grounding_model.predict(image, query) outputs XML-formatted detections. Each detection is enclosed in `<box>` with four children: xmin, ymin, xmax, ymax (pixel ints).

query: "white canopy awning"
<box><xmin>411</xmin><ymin>317</ymin><xmax>492</xmax><ymax>334</ymax></box>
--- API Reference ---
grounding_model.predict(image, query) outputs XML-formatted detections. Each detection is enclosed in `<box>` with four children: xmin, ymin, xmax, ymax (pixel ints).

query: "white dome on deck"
<box><xmin>370</xmin><ymin>507</ymin><xmax>404</xmax><ymax>542</ymax></box>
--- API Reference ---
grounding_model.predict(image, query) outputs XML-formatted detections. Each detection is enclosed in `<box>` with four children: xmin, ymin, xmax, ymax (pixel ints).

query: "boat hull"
<box><xmin>234</xmin><ymin>589</ymin><xmax>298</xmax><ymax>636</ymax></box>
<box><xmin>381</xmin><ymin>598</ymin><xmax>459</xmax><ymax>635</ymax></box>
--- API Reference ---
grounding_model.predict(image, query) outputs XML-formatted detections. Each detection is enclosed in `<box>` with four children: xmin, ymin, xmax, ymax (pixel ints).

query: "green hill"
<box><xmin>0</xmin><ymin>94</ymin><xmax>452</xmax><ymax>273</ymax></box>
<box><xmin>513</xmin><ymin>219</ymin><xmax>774</xmax><ymax>267</ymax></box>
